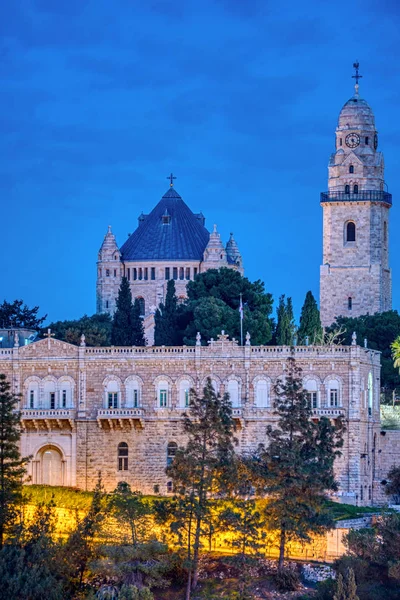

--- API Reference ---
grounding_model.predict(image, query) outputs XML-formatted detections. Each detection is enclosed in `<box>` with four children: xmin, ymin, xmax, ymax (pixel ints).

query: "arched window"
<box><xmin>105</xmin><ymin>380</ymin><xmax>120</xmax><ymax>409</ymax></box>
<box><xmin>26</xmin><ymin>380</ymin><xmax>39</xmax><ymax>409</ymax></box>
<box><xmin>304</xmin><ymin>379</ymin><xmax>318</xmax><ymax>409</ymax></box>
<box><xmin>167</xmin><ymin>442</ymin><xmax>178</xmax><ymax>467</ymax></box>
<box><xmin>346</xmin><ymin>222</ymin><xmax>356</xmax><ymax>243</ymax></box>
<box><xmin>353</xmin><ymin>184</ymin><xmax>358</xmax><ymax>194</ymax></box>
<box><xmin>44</xmin><ymin>380</ymin><xmax>56</xmax><ymax>409</ymax></box>
<box><xmin>125</xmin><ymin>378</ymin><xmax>141</xmax><ymax>408</ymax></box>
<box><xmin>349</xmin><ymin>165</ymin><xmax>354</xmax><ymax>174</ymax></box>
<box><xmin>326</xmin><ymin>379</ymin><xmax>341</xmax><ymax>408</ymax></box>
<box><xmin>348</xmin><ymin>297</ymin><xmax>352</xmax><ymax>310</ymax></box>
<box><xmin>158</xmin><ymin>380</ymin><xmax>169</xmax><ymax>408</ymax></box>
<box><xmin>227</xmin><ymin>380</ymin><xmax>240</xmax><ymax>407</ymax></box>
<box><xmin>59</xmin><ymin>380</ymin><xmax>73</xmax><ymax>408</ymax></box>
<box><xmin>255</xmin><ymin>380</ymin><xmax>269</xmax><ymax>408</ymax></box>
<box><xmin>345</xmin><ymin>184</ymin><xmax>350</xmax><ymax>194</ymax></box>
<box><xmin>118</xmin><ymin>442</ymin><xmax>128</xmax><ymax>471</ymax></box>
<box><xmin>179</xmin><ymin>380</ymin><xmax>191</xmax><ymax>408</ymax></box>
<box><xmin>136</xmin><ymin>297</ymin><xmax>145</xmax><ymax>316</ymax></box>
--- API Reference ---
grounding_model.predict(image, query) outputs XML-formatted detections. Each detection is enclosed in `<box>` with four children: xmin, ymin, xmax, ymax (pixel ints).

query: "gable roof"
<box><xmin>120</xmin><ymin>187</ymin><xmax>210</xmax><ymax>261</ymax></box>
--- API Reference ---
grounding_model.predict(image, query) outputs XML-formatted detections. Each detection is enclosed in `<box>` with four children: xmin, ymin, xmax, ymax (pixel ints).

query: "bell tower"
<box><xmin>320</xmin><ymin>64</ymin><xmax>392</xmax><ymax>327</ymax></box>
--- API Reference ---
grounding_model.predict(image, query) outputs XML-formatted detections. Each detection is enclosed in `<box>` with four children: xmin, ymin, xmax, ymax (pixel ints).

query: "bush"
<box><xmin>275</xmin><ymin>567</ymin><xmax>300</xmax><ymax>591</ymax></box>
<box><xmin>119</xmin><ymin>585</ymin><xmax>154</xmax><ymax>600</ymax></box>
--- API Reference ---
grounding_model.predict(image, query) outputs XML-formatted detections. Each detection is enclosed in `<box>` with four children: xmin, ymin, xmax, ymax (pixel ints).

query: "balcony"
<box><xmin>320</xmin><ymin>191</ymin><xmax>392</xmax><ymax>205</ymax></box>
<box><xmin>21</xmin><ymin>408</ymin><xmax>75</xmax><ymax>430</ymax></box>
<box><xmin>97</xmin><ymin>407</ymin><xmax>144</xmax><ymax>429</ymax></box>
<box><xmin>312</xmin><ymin>407</ymin><xmax>345</xmax><ymax>418</ymax></box>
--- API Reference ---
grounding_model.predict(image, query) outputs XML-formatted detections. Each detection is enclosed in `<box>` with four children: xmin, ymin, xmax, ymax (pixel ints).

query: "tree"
<box><xmin>154</xmin><ymin>280</ymin><xmax>180</xmax><ymax>346</ymax></box>
<box><xmin>297</xmin><ymin>291</ymin><xmax>323</xmax><ymax>345</ymax></box>
<box><xmin>274</xmin><ymin>295</ymin><xmax>295</xmax><ymax>345</ymax></box>
<box><xmin>334</xmin><ymin>569</ymin><xmax>359</xmax><ymax>600</ymax></box>
<box><xmin>0</xmin><ymin>299</ymin><xmax>46</xmax><ymax>330</ymax></box>
<box><xmin>0</xmin><ymin>374</ymin><xmax>29</xmax><ymax>549</ymax></box>
<box><xmin>384</xmin><ymin>465</ymin><xmax>400</xmax><ymax>504</ymax></box>
<box><xmin>44</xmin><ymin>313</ymin><xmax>112</xmax><ymax>346</ymax></box>
<box><xmin>166</xmin><ymin>378</ymin><xmax>237</xmax><ymax>598</ymax></box>
<box><xmin>327</xmin><ymin>311</ymin><xmax>400</xmax><ymax>391</ymax></box>
<box><xmin>182</xmin><ymin>268</ymin><xmax>274</xmax><ymax>345</ymax></box>
<box><xmin>392</xmin><ymin>336</ymin><xmax>400</xmax><ymax>371</ymax></box>
<box><xmin>109</xmin><ymin>482</ymin><xmax>152</xmax><ymax>546</ymax></box>
<box><xmin>111</xmin><ymin>277</ymin><xmax>146</xmax><ymax>346</ymax></box>
<box><xmin>247</xmin><ymin>356</ymin><xmax>343</xmax><ymax>572</ymax></box>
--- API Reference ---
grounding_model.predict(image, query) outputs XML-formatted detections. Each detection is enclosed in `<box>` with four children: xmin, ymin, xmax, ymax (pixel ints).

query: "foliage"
<box><xmin>44</xmin><ymin>313</ymin><xmax>112</xmax><ymax>346</ymax></box>
<box><xmin>119</xmin><ymin>585</ymin><xmax>154</xmax><ymax>599</ymax></box>
<box><xmin>297</xmin><ymin>291</ymin><xmax>323</xmax><ymax>345</ymax></box>
<box><xmin>0</xmin><ymin>373</ymin><xmax>29</xmax><ymax>548</ymax></box>
<box><xmin>182</xmin><ymin>268</ymin><xmax>274</xmax><ymax>345</ymax></box>
<box><xmin>163</xmin><ymin>378</ymin><xmax>237</xmax><ymax>597</ymax></box>
<box><xmin>392</xmin><ymin>336</ymin><xmax>400</xmax><ymax>370</ymax></box>
<box><xmin>0</xmin><ymin>299</ymin><xmax>46</xmax><ymax>330</ymax></box>
<box><xmin>23</xmin><ymin>484</ymin><xmax>95</xmax><ymax>510</ymax></box>
<box><xmin>109</xmin><ymin>483</ymin><xmax>152</xmax><ymax>546</ymax></box>
<box><xmin>384</xmin><ymin>465</ymin><xmax>400</xmax><ymax>503</ymax></box>
<box><xmin>333</xmin><ymin>568</ymin><xmax>359</xmax><ymax>600</ymax></box>
<box><xmin>274</xmin><ymin>294</ymin><xmax>295</xmax><ymax>345</ymax></box>
<box><xmin>112</xmin><ymin>277</ymin><xmax>146</xmax><ymax>346</ymax></box>
<box><xmin>327</xmin><ymin>311</ymin><xmax>400</xmax><ymax>391</ymax></box>
<box><xmin>62</xmin><ymin>473</ymin><xmax>105</xmax><ymax>593</ymax></box>
<box><xmin>275</xmin><ymin>567</ymin><xmax>300</xmax><ymax>591</ymax></box>
<box><xmin>154</xmin><ymin>280</ymin><xmax>181</xmax><ymax>346</ymax></box>
<box><xmin>0</xmin><ymin>502</ymin><xmax>66</xmax><ymax>600</ymax></box>
<box><xmin>246</xmin><ymin>355</ymin><xmax>344</xmax><ymax>571</ymax></box>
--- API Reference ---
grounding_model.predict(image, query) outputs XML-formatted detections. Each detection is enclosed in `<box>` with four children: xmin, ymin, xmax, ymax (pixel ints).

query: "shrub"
<box><xmin>275</xmin><ymin>567</ymin><xmax>300</xmax><ymax>591</ymax></box>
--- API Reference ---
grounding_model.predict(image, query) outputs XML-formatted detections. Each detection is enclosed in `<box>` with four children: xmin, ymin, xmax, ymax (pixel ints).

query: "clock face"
<box><xmin>345</xmin><ymin>133</ymin><xmax>360</xmax><ymax>148</ymax></box>
<box><xmin>374</xmin><ymin>133</ymin><xmax>378</xmax><ymax>150</ymax></box>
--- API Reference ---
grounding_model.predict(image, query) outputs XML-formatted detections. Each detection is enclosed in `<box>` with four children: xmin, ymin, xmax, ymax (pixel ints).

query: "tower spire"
<box><xmin>352</xmin><ymin>61</ymin><xmax>362</xmax><ymax>96</ymax></box>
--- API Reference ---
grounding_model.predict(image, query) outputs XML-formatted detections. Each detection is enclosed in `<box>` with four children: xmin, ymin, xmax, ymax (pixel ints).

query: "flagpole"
<box><xmin>240</xmin><ymin>293</ymin><xmax>243</xmax><ymax>346</ymax></box>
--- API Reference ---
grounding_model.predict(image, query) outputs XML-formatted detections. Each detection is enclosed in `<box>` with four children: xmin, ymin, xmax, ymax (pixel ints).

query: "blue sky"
<box><xmin>1</xmin><ymin>0</ymin><xmax>399</xmax><ymax>324</ymax></box>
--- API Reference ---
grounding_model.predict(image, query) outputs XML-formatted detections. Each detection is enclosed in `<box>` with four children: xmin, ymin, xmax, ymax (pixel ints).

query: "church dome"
<box><xmin>338</xmin><ymin>95</ymin><xmax>375</xmax><ymax>130</ymax></box>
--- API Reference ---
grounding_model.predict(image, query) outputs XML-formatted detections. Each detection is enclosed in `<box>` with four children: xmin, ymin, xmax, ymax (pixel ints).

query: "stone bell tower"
<box><xmin>320</xmin><ymin>63</ymin><xmax>392</xmax><ymax>327</ymax></box>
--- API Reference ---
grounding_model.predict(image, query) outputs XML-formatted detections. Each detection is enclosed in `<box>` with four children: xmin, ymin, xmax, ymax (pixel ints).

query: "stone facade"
<box><xmin>96</xmin><ymin>186</ymin><xmax>243</xmax><ymax>344</ymax></box>
<box><xmin>1</xmin><ymin>332</ymin><xmax>394</xmax><ymax>506</ymax></box>
<box><xmin>320</xmin><ymin>84</ymin><xmax>392</xmax><ymax>327</ymax></box>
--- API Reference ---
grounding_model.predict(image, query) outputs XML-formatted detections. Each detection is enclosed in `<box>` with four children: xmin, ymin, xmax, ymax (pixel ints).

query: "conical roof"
<box><xmin>98</xmin><ymin>225</ymin><xmax>119</xmax><ymax>258</ymax></box>
<box><xmin>226</xmin><ymin>232</ymin><xmax>241</xmax><ymax>264</ymax></box>
<box><xmin>120</xmin><ymin>187</ymin><xmax>210</xmax><ymax>261</ymax></box>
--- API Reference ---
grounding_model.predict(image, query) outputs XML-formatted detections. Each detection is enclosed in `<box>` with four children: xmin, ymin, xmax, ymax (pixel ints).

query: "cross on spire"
<box><xmin>167</xmin><ymin>173</ymin><xmax>176</xmax><ymax>187</ymax></box>
<box><xmin>352</xmin><ymin>61</ymin><xmax>362</xmax><ymax>95</ymax></box>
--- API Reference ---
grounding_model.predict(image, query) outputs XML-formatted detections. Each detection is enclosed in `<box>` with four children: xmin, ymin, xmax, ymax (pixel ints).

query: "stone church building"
<box><xmin>1</xmin><ymin>69</ymin><xmax>397</xmax><ymax>506</ymax></box>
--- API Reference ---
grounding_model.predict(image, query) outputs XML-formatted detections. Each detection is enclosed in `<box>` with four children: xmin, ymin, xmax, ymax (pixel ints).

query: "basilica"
<box><xmin>1</xmin><ymin>70</ymin><xmax>397</xmax><ymax>506</ymax></box>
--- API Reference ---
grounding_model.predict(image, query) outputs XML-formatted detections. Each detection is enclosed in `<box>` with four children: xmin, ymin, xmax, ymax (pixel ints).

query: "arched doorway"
<box><xmin>40</xmin><ymin>447</ymin><xmax>63</xmax><ymax>486</ymax></box>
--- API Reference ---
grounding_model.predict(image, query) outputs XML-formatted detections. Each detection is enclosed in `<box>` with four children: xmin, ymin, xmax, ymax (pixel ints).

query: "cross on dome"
<box><xmin>352</xmin><ymin>61</ymin><xmax>362</xmax><ymax>95</ymax></box>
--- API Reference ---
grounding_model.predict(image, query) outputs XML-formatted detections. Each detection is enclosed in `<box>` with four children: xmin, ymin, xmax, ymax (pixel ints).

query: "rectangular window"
<box><xmin>185</xmin><ymin>267</ymin><xmax>190</xmax><ymax>280</ymax></box>
<box><xmin>165</xmin><ymin>267</ymin><xmax>170</xmax><ymax>280</ymax></box>
<box><xmin>105</xmin><ymin>300</ymin><xmax>109</xmax><ymax>309</ymax></box>
<box><xmin>106</xmin><ymin>269</ymin><xmax>110</xmax><ymax>277</ymax></box>
<box><xmin>330</xmin><ymin>389</ymin><xmax>339</xmax><ymax>407</ymax></box>
<box><xmin>179</xmin><ymin>267</ymin><xmax>184</xmax><ymax>280</ymax></box>
<box><xmin>339</xmin><ymin>138</ymin><xmax>342</xmax><ymax>146</ymax></box>
<box><xmin>133</xmin><ymin>389</ymin><xmax>139</xmax><ymax>408</ymax></box>
<box><xmin>173</xmin><ymin>267</ymin><xmax>178</xmax><ymax>280</ymax></box>
<box><xmin>348</xmin><ymin>297</ymin><xmax>352</xmax><ymax>310</ymax></box>
<box><xmin>127</xmin><ymin>268</ymin><xmax>130</xmax><ymax>281</ymax></box>
<box><xmin>193</xmin><ymin>267</ymin><xmax>198</xmax><ymax>277</ymax></box>
<box><xmin>159</xmin><ymin>389</ymin><xmax>167</xmax><ymax>408</ymax></box>
<box><xmin>144</xmin><ymin>267</ymin><xmax>148</xmax><ymax>280</ymax></box>
<box><xmin>29</xmin><ymin>390</ymin><xmax>34</xmax><ymax>409</ymax></box>
<box><xmin>307</xmin><ymin>392</ymin><xmax>318</xmax><ymax>409</ymax></box>
<box><xmin>184</xmin><ymin>389</ymin><xmax>189</xmax><ymax>407</ymax></box>
<box><xmin>151</xmin><ymin>267</ymin><xmax>155</xmax><ymax>280</ymax></box>
<box><xmin>108</xmin><ymin>392</ymin><xmax>118</xmax><ymax>409</ymax></box>
<box><xmin>133</xmin><ymin>268</ymin><xmax>137</xmax><ymax>280</ymax></box>
<box><xmin>118</xmin><ymin>457</ymin><xmax>128</xmax><ymax>471</ymax></box>
<box><xmin>62</xmin><ymin>390</ymin><xmax>67</xmax><ymax>408</ymax></box>
<box><xmin>50</xmin><ymin>392</ymin><xmax>55</xmax><ymax>410</ymax></box>
<box><xmin>114</xmin><ymin>269</ymin><xmax>117</xmax><ymax>277</ymax></box>
<box><xmin>138</xmin><ymin>268</ymin><xmax>143</xmax><ymax>280</ymax></box>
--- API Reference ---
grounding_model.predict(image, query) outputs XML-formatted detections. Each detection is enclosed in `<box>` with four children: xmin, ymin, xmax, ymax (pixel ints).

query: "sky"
<box><xmin>1</xmin><ymin>0</ymin><xmax>400</xmax><ymax>325</ymax></box>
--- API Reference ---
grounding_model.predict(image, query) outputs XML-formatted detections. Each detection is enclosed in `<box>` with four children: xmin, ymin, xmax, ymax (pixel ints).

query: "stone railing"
<box><xmin>97</xmin><ymin>408</ymin><xmax>144</xmax><ymax>418</ymax></box>
<box><xmin>312</xmin><ymin>407</ymin><xmax>345</xmax><ymax>418</ymax></box>
<box><xmin>21</xmin><ymin>408</ymin><xmax>76</xmax><ymax>419</ymax></box>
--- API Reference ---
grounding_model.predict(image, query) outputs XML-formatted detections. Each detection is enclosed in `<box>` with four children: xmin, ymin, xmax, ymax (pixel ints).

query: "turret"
<box><xmin>226</xmin><ymin>232</ymin><xmax>243</xmax><ymax>273</ymax></box>
<box><xmin>202</xmin><ymin>224</ymin><xmax>228</xmax><ymax>270</ymax></box>
<box><xmin>96</xmin><ymin>226</ymin><xmax>122</xmax><ymax>314</ymax></box>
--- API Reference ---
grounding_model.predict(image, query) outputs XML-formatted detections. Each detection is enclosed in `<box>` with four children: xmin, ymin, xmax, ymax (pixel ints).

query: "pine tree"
<box><xmin>0</xmin><ymin>374</ymin><xmax>28</xmax><ymax>549</ymax></box>
<box><xmin>247</xmin><ymin>356</ymin><xmax>343</xmax><ymax>572</ymax></box>
<box><xmin>275</xmin><ymin>295</ymin><xmax>295</xmax><ymax>345</ymax></box>
<box><xmin>154</xmin><ymin>280</ymin><xmax>180</xmax><ymax>346</ymax></box>
<box><xmin>166</xmin><ymin>378</ymin><xmax>236</xmax><ymax>599</ymax></box>
<box><xmin>111</xmin><ymin>277</ymin><xmax>146</xmax><ymax>346</ymax></box>
<box><xmin>297</xmin><ymin>291</ymin><xmax>323</xmax><ymax>345</ymax></box>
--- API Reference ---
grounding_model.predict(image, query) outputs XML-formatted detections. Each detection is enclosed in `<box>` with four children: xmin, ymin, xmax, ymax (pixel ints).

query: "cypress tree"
<box><xmin>154</xmin><ymin>280</ymin><xmax>180</xmax><ymax>346</ymax></box>
<box><xmin>111</xmin><ymin>277</ymin><xmax>146</xmax><ymax>346</ymax></box>
<box><xmin>0</xmin><ymin>374</ymin><xmax>29</xmax><ymax>548</ymax></box>
<box><xmin>298</xmin><ymin>291</ymin><xmax>323</xmax><ymax>345</ymax></box>
<box><xmin>275</xmin><ymin>295</ymin><xmax>295</xmax><ymax>345</ymax></box>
